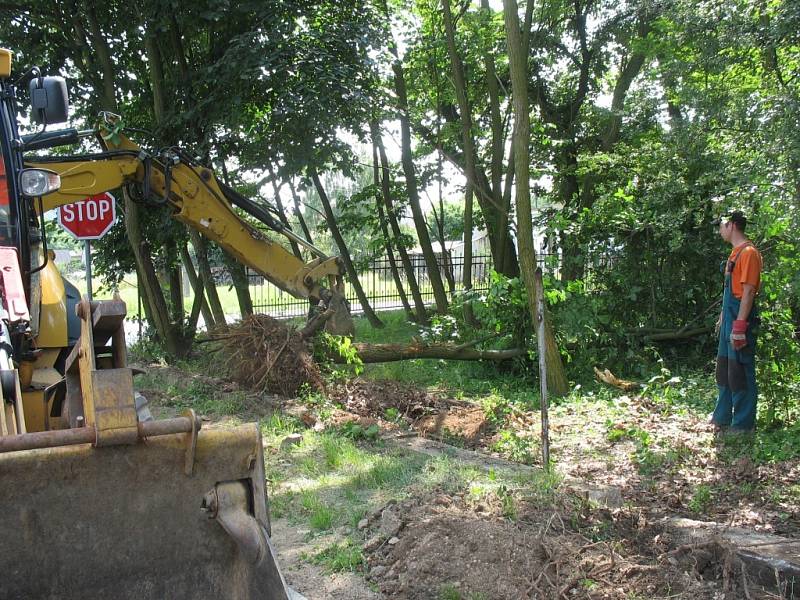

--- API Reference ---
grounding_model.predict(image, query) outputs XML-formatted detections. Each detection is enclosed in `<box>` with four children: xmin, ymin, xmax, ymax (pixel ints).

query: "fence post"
<box><xmin>534</xmin><ymin>267</ymin><xmax>550</xmax><ymax>470</ymax></box>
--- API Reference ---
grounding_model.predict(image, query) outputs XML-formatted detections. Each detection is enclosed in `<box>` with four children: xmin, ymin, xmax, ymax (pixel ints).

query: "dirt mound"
<box><xmin>216</xmin><ymin>314</ymin><xmax>324</xmax><ymax>397</ymax></box>
<box><xmin>330</xmin><ymin>379</ymin><xmax>450</xmax><ymax>419</ymax></box>
<box><xmin>328</xmin><ymin>379</ymin><xmax>490</xmax><ymax>445</ymax></box>
<box><xmin>364</xmin><ymin>497</ymin><xmax>765</xmax><ymax>599</ymax></box>
<box><xmin>415</xmin><ymin>407</ymin><xmax>488</xmax><ymax>446</ymax></box>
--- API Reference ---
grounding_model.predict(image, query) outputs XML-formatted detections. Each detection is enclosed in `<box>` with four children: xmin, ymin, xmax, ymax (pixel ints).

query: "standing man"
<box><xmin>710</xmin><ymin>211</ymin><xmax>762</xmax><ymax>433</ymax></box>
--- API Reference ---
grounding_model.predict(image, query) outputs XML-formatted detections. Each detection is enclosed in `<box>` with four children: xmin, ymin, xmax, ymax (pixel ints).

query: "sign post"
<box><xmin>58</xmin><ymin>192</ymin><xmax>117</xmax><ymax>300</ymax></box>
<box><xmin>84</xmin><ymin>241</ymin><xmax>92</xmax><ymax>300</ymax></box>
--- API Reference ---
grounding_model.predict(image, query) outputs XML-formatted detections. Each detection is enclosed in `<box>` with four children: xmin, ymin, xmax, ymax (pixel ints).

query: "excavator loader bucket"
<box><xmin>0</xmin><ymin>423</ymin><xmax>291</xmax><ymax>600</ymax></box>
<box><xmin>324</xmin><ymin>289</ymin><xmax>356</xmax><ymax>337</ymax></box>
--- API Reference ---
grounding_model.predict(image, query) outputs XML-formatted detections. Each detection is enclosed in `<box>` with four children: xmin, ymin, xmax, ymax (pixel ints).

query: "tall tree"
<box><xmin>504</xmin><ymin>0</ymin><xmax>569</xmax><ymax>396</ymax></box>
<box><xmin>377</xmin><ymin>0</ymin><xmax>449</xmax><ymax>314</ymax></box>
<box><xmin>371</xmin><ymin>120</ymin><xmax>429</xmax><ymax>323</ymax></box>
<box><xmin>309</xmin><ymin>168</ymin><xmax>384</xmax><ymax>329</ymax></box>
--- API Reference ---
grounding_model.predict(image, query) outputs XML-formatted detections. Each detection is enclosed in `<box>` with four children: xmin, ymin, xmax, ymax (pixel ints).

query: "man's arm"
<box><xmin>737</xmin><ymin>284</ymin><xmax>757</xmax><ymax>321</ymax></box>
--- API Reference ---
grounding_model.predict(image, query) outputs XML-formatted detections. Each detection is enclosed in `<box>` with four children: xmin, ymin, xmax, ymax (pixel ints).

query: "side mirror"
<box><xmin>29</xmin><ymin>76</ymin><xmax>69</xmax><ymax>125</ymax></box>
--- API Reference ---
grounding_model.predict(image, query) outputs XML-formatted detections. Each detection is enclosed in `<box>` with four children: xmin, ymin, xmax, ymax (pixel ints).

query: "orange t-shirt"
<box><xmin>726</xmin><ymin>243</ymin><xmax>762</xmax><ymax>299</ymax></box>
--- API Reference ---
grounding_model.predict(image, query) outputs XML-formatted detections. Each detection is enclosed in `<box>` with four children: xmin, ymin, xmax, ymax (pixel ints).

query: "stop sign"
<box><xmin>58</xmin><ymin>192</ymin><xmax>117</xmax><ymax>240</ymax></box>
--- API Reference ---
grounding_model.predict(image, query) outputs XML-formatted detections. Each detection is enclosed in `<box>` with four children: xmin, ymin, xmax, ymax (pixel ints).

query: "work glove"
<box><xmin>730</xmin><ymin>319</ymin><xmax>748</xmax><ymax>350</ymax></box>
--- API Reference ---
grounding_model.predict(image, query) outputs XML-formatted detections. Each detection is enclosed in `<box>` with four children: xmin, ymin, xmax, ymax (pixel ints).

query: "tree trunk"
<box><xmin>267</xmin><ymin>164</ymin><xmax>303</xmax><ymax>259</ymax></box>
<box><xmin>559</xmin><ymin>144</ymin><xmax>584</xmax><ymax>281</ymax></box>
<box><xmin>431</xmin><ymin>184</ymin><xmax>456</xmax><ymax>295</ymax></box>
<box><xmin>83</xmin><ymin>2</ymin><xmax>117</xmax><ymax>111</ymax></box>
<box><xmin>442</xmin><ymin>0</ymin><xmax>484</xmax><ymax>301</ymax></box>
<box><xmin>390</xmin><ymin>50</ymin><xmax>449</xmax><ymax>313</ymax></box>
<box><xmin>124</xmin><ymin>195</ymin><xmax>184</xmax><ymax>357</ymax></box>
<box><xmin>371</xmin><ymin>120</ymin><xmax>428</xmax><ymax>323</ymax></box>
<box><xmin>308</xmin><ymin>167</ymin><xmax>384</xmax><ymax>329</ymax></box>
<box><xmin>221</xmin><ymin>251</ymin><xmax>253</xmax><ymax>319</ymax></box>
<box><xmin>288</xmin><ymin>178</ymin><xmax>314</xmax><ymax>246</ymax></box>
<box><xmin>165</xmin><ymin>240</ymin><xmax>184</xmax><ymax>325</ymax></box>
<box><xmin>180</xmin><ymin>243</ymin><xmax>216</xmax><ymax>330</ymax></box>
<box><xmin>189</xmin><ymin>229</ymin><xmax>227</xmax><ymax>330</ymax></box>
<box><xmin>331</xmin><ymin>342</ymin><xmax>525</xmax><ymax>363</ymax></box>
<box><xmin>134</xmin><ymin>263</ymin><xmax>155</xmax><ymax>335</ymax></box>
<box><xmin>372</xmin><ymin>143</ymin><xmax>414</xmax><ymax>321</ymax></box>
<box><xmin>462</xmin><ymin>184</ymin><xmax>477</xmax><ymax>326</ymax></box>
<box><xmin>214</xmin><ymin>152</ymin><xmax>254</xmax><ymax>318</ymax></box>
<box><xmin>504</xmin><ymin>0</ymin><xmax>569</xmax><ymax>396</ymax></box>
<box><xmin>481</xmin><ymin>0</ymin><xmax>510</xmax><ymax>272</ymax></box>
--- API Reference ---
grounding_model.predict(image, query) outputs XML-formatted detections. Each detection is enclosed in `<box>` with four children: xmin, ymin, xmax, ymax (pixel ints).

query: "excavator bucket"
<box><xmin>0</xmin><ymin>299</ymin><xmax>291</xmax><ymax>599</ymax></box>
<box><xmin>0</xmin><ymin>424</ymin><xmax>290</xmax><ymax>600</ymax></box>
<box><xmin>324</xmin><ymin>288</ymin><xmax>356</xmax><ymax>338</ymax></box>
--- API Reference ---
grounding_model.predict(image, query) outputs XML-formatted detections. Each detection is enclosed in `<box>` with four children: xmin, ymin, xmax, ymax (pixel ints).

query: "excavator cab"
<box><xmin>0</xmin><ymin>49</ymin><xmax>291</xmax><ymax>599</ymax></box>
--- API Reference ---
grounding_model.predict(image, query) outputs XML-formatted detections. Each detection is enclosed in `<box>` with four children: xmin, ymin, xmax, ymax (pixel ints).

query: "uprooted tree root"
<box><xmin>213</xmin><ymin>314</ymin><xmax>324</xmax><ymax>397</ymax></box>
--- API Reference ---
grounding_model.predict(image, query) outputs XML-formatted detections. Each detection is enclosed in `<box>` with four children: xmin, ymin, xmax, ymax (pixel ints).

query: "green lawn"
<box><xmin>69</xmin><ymin>275</ymin><xmax>264</xmax><ymax>319</ymax></box>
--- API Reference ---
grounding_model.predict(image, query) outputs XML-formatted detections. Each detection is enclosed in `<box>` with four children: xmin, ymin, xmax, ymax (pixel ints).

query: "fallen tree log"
<box><xmin>330</xmin><ymin>342</ymin><xmax>527</xmax><ymax>363</ymax></box>
<box><xmin>643</xmin><ymin>326</ymin><xmax>712</xmax><ymax>341</ymax></box>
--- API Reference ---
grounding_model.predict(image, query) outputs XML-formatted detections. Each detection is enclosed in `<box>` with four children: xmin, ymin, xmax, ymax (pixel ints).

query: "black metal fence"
<box><xmin>249</xmin><ymin>252</ymin><xmax>561</xmax><ymax>318</ymax></box>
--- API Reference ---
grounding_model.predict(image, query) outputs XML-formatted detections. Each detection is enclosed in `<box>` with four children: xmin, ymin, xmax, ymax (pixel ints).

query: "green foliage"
<box><xmin>313</xmin><ymin>333</ymin><xmax>364</xmax><ymax>378</ymax></box>
<box><xmin>336</xmin><ymin>421</ymin><xmax>380</xmax><ymax>441</ymax></box>
<box><xmin>384</xmin><ymin>407</ymin><xmax>401</xmax><ymax>422</ymax></box>
<box><xmin>491</xmin><ymin>429</ymin><xmax>537</xmax><ymax>465</ymax></box>
<box><xmin>472</xmin><ymin>272</ymin><xmax>529</xmax><ymax>343</ymax></box>
<box><xmin>688</xmin><ymin>485</ymin><xmax>713</xmax><ymax>514</ymax></box>
<box><xmin>426</xmin><ymin>200</ymin><xmax>484</xmax><ymax>242</ymax></box>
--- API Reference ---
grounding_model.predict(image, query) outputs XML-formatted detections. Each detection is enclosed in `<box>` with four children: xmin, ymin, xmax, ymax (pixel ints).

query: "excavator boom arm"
<box><xmin>29</xmin><ymin>137</ymin><xmax>343</xmax><ymax>303</ymax></box>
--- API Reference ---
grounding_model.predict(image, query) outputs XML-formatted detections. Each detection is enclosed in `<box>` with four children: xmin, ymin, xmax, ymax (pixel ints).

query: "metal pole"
<box><xmin>534</xmin><ymin>268</ymin><xmax>550</xmax><ymax>470</ymax></box>
<box><xmin>84</xmin><ymin>240</ymin><xmax>93</xmax><ymax>300</ymax></box>
<box><xmin>137</xmin><ymin>270</ymin><xmax>142</xmax><ymax>342</ymax></box>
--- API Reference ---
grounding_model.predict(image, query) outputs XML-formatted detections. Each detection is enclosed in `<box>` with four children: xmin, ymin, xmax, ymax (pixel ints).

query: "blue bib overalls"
<box><xmin>711</xmin><ymin>244</ymin><xmax>758</xmax><ymax>431</ymax></box>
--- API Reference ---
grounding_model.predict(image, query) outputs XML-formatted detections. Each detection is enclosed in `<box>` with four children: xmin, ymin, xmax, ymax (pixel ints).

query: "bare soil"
<box><xmin>327</xmin><ymin>379</ymin><xmax>799</xmax><ymax>538</ymax></box>
<box><xmin>140</xmin><ymin>360</ymin><xmax>797</xmax><ymax>599</ymax></box>
<box><xmin>362</xmin><ymin>494</ymin><xmax>775</xmax><ymax>599</ymax></box>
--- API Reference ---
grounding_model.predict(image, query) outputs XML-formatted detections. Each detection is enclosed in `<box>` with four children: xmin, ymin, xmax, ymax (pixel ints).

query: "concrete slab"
<box><xmin>665</xmin><ymin>516</ymin><xmax>800</xmax><ymax>598</ymax></box>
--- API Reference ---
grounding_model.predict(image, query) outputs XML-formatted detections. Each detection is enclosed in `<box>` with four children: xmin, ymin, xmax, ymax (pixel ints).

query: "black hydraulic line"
<box><xmin>22</xmin><ymin>150</ymin><xmax>141</xmax><ymax>162</ymax></box>
<box><xmin>217</xmin><ymin>180</ymin><xmax>285</xmax><ymax>232</ymax></box>
<box><xmin>20</xmin><ymin>128</ymin><xmax>79</xmax><ymax>152</ymax></box>
<box><xmin>29</xmin><ymin>197</ymin><xmax>49</xmax><ymax>276</ymax></box>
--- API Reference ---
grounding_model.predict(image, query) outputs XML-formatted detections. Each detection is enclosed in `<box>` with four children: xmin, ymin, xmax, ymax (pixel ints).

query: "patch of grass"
<box><xmin>300</xmin><ymin>490</ymin><xmax>335</xmax><ymax>531</ymax></box>
<box><xmin>737</xmin><ymin>481</ymin><xmax>759</xmax><ymax>496</ymax></box>
<box><xmin>788</xmin><ymin>484</ymin><xmax>800</xmax><ymax>502</ymax></box>
<box><xmin>311</xmin><ymin>538</ymin><xmax>365</xmax><ymax>572</ymax></box>
<box><xmin>481</xmin><ymin>392</ymin><xmax>512</xmax><ymax>424</ymax></box>
<box><xmin>688</xmin><ymin>484</ymin><xmax>713</xmax><ymax>514</ymax></box>
<box><xmin>352</xmin><ymin>452</ymin><xmax>423</xmax><ymax>490</ymax></box>
<box><xmin>491</xmin><ymin>429</ymin><xmax>538</xmax><ymax>464</ymax></box>
<box><xmin>523</xmin><ymin>468</ymin><xmax>563</xmax><ymax>504</ymax></box>
<box><xmin>268</xmin><ymin>489</ymin><xmax>295</xmax><ymax>519</ymax></box>
<box><xmin>718</xmin><ymin>423</ymin><xmax>800</xmax><ymax>464</ymax></box>
<box><xmin>496</xmin><ymin>485</ymin><xmax>517</xmax><ymax>520</ymax></box>
<box><xmin>438</xmin><ymin>584</ymin><xmax>462</xmax><ymax>600</ymax></box>
<box><xmin>262</xmin><ymin>412</ymin><xmax>301</xmax><ymax>436</ymax></box>
<box><xmin>153</xmin><ymin>377</ymin><xmax>246</xmax><ymax>416</ymax></box>
<box><xmin>299</xmin><ymin>456</ymin><xmax>323</xmax><ymax>477</ymax></box>
<box><xmin>436</xmin><ymin>585</ymin><xmax>488</xmax><ymax>600</ymax></box>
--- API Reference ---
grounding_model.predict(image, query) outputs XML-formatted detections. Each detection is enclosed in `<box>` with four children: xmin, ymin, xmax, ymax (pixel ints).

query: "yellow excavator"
<box><xmin>0</xmin><ymin>48</ymin><xmax>350</xmax><ymax>598</ymax></box>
